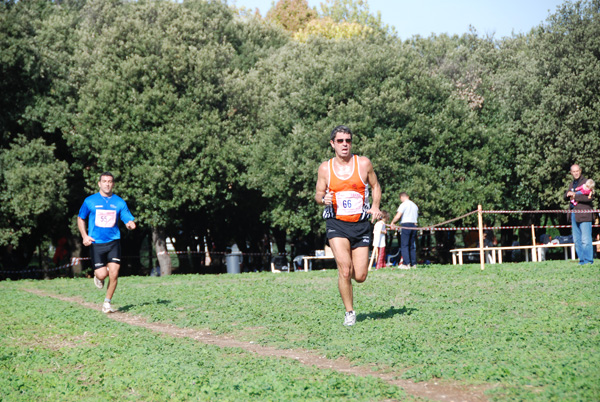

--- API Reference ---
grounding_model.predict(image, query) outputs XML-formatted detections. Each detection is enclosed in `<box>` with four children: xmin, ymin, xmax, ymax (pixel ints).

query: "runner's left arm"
<box><xmin>119</xmin><ymin>201</ymin><xmax>136</xmax><ymax>230</ymax></box>
<box><xmin>362</xmin><ymin>157</ymin><xmax>381</xmax><ymax>222</ymax></box>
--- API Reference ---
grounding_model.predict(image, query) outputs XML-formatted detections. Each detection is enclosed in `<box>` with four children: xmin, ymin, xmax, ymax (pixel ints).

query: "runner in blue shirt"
<box><xmin>78</xmin><ymin>172</ymin><xmax>136</xmax><ymax>313</ymax></box>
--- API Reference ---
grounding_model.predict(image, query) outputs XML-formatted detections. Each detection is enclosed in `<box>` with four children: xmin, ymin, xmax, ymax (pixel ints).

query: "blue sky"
<box><xmin>229</xmin><ymin>0</ymin><xmax>566</xmax><ymax>39</ymax></box>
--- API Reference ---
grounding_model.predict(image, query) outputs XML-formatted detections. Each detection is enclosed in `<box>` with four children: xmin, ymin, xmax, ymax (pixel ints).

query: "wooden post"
<box><xmin>478</xmin><ymin>204</ymin><xmax>485</xmax><ymax>270</ymax></box>
<box><xmin>368</xmin><ymin>247</ymin><xmax>378</xmax><ymax>271</ymax></box>
<box><xmin>531</xmin><ymin>224</ymin><xmax>537</xmax><ymax>262</ymax></box>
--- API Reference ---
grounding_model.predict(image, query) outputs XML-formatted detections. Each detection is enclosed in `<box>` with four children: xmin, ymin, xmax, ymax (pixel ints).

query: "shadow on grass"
<box><xmin>118</xmin><ymin>299</ymin><xmax>172</xmax><ymax>312</ymax></box>
<box><xmin>357</xmin><ymin>306</ymin><xmax>416</xmax><ymax>322</ymax></box>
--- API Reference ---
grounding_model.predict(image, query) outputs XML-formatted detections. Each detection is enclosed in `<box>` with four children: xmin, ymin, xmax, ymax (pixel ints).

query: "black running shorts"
<box><xmin>325</xmin><ymin>219</ymin><xmax>371</xmax><ymax>249</ymax></box>
<box><xmin>90</xmin><ymin>239</ymin><xmax>121</xmax><ymax>269</ymax></box>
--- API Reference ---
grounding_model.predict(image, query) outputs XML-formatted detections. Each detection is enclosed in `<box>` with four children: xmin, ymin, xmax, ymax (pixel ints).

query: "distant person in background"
<box><xmin>476</xmin><ymin>229</ymin><xmax>497</xmax><ymax>263</ymax></box>
<box><xmin>390</xmin><ymin>192</ymin><xmax>419</xmax><ymax>269</ymax></box>
<box><xmin>553</xmin><ymin>235</ymin><xmax>574</xmax><ymax>244</ymax></box>
<box><xmin>292</xmin><ymin>236</ymin><xmax>311</xmax><ymax>271</ymax></box>
<box><xmin>463</xmin><ymin>230</ymin><xmax>479</xmax><ymax>248</ymax></box>
<box><xmin>565</xmin><ymin>164</ymin><xmax>594</xmax><ymax>265</ymax></box>
<box><xmin>372</xmin><ymin>211</ymin><xmax>389</xmax><ymax>269</ymax></box>
<box><xmin>510</xmin><ymin>235</ymin><xmax>522</xmax><ymax>262</ymax></box>
<box><xmin>78</xmin><ymin>172</ymin><xmax>136</xmax><ymax>313</ymax></box>
<box><xmin>52</xmin><ymin>237</ymin><xmax>69</xmax><ymax>266</ymax></box>
<box><xmin>538</xmin><ymin>233</ymin><xmax>552</xmax><ymax>261</ymax></box>
<box><xmin>483</xmin><ymin>224</ymin><xmax>498</xmax><ymax>247</ymax></box>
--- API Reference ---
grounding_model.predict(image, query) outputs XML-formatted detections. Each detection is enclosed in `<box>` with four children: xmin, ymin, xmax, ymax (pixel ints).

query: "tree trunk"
<box><xmin>70</xmin><ymin>235</ymin><xmax>83</xmax><ymax>277</ymax></box>
<box><xmin>152</xmin><ymin>226</ymin><xmax>172</xmax><ymax>276</ymax></box>
<box><xmin>148</xmin><ymin>234</ymin><xmax>153</xmax><ymax>273</ymax></box>
<box><xmin>40</xmin><ymin>243</ymin><xmax>49</xmax><ymax>280</ymax></box>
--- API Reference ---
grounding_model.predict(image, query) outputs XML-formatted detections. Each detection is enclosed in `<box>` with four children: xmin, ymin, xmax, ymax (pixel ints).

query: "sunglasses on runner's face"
<box><xmin>335</xmin><ymin>138</ymin><xmax>352</xmax><ymax>144</ymax></box>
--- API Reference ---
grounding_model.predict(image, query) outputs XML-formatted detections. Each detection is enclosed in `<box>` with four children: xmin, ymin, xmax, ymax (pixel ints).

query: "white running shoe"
<box><xmin>94</xmin><ymin>275</ymin><xmax>104</xmax><ymax>289</ymax></box>
<box><xmin>399</xmin><ymin>264</ymin><xmax>410</xmax><ymax>270</ymax></box>
<box><xmin>344</xmin><ymin>311</ymin><xmax>356</xmax><ymax>326</ymax></box>
<box><xmin>102</xmin><ymin>302</ymin><xmax>116</xmax><ymax>313</ymax></box>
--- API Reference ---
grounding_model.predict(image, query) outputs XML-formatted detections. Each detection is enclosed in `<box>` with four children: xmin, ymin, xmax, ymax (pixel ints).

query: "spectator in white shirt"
<box><xmin>391</xmin><ymin>192</ymin><xmax>419</xmax><ymax>269</ymax></box>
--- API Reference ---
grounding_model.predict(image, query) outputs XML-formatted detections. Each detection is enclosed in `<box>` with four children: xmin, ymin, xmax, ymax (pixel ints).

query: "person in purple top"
<box><xmin>78</xmin><ymin>172</ymin><xmax>136</xmax><ymax>313</ymax></box>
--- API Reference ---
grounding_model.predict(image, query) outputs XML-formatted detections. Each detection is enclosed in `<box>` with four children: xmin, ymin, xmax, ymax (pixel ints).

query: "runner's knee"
<box><xmin>354</xmin><ymin>272</ymin><xmax>367</xmax><ymax>283</ymax></box>
<box><xmin>338</xmin><ymin>265</ymin><xmax>353</xmax><ymax>280</ymax></box>
<box><xmin>95</xmin><ymin>268</ymin><xmax>108</xmax><ymax>280</ymax></box>
<box><xmin>107</xmin><ymin>263</ymin><xmax>120</xmax><ymax>277</ymax></box>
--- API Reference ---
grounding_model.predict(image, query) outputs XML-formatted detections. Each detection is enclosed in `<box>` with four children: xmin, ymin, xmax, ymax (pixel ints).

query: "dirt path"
<box><xmin>26</xmin><ymin>289</ymin><xmax>491</xmax><ymax>402</ymax></box>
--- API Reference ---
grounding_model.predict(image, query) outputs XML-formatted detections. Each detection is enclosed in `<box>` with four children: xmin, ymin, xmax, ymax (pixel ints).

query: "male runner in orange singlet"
<box><xmin>315</xmin><ymin>125</ymin><xmax>382</xmax><ymax>326</ymax></box>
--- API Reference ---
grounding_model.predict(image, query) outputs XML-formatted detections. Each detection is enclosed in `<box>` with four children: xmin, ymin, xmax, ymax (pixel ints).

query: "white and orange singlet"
<box><xmin>323</xmin><ymin>154</ymin><xmax>371</xmax><ymax>222</ymax></box>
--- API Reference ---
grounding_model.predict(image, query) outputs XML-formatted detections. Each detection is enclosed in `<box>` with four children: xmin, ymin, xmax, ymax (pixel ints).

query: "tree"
<box><xmin>233</xmin><ymin>36</ymin><xmax>506</xmax><ymax>240</ymax></box>
<box><xmin>490</xmin><ymin>0</ymin><xmax>600</xmax><ymax>214</ymax></box>
<box><xmin>0</xmin><ymin>0</ymin><xmax>53</xmax><ymax>143</ymax></box>
<box><xmin>0</xmin><ymin>0</ymin><xmax>73</xmax><ymax>271</ymax></box>
<box><xmin>318</xmin><ymin>0</ymin><xmax>391</xmax><ymax>36</ymax></box>
<box><xmin>266</xmin><ymin>0</ymin><xmax>389</xmax><ymax>41</ymax></box>
<box><xmin>520</xmin><ymin>0</ymin><xmax>600</xmax><ymax>206</ymax></box>
<box><xmin>266</xmin><ymin>0</ymin><xmax>317</xmax><ymax>32</ymax></box>
<box><xmin>0</xmin><ymin>136</ymin><xmax>69</xmax><ymax>252</ymax></box>
<box><xmin>293</xmin><ymin>16</ymin><xmax>374</xmax><ymax>41</ymax></box>
<box><xmin>50</xmin><ymin>0</ymin><xmax>249</xmax><ymax>274</ymax></box>
<box><xmin>5</xmin><ymin>0</ymin><xmax>595</xmax><ymax>272</ymax></box>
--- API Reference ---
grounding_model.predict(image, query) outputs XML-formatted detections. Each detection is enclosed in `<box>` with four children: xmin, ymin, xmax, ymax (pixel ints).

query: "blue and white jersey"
<box><xmin>78</xmin><ymin>193</ymin><xmax>135</xmax><ymax>244</ymax></box>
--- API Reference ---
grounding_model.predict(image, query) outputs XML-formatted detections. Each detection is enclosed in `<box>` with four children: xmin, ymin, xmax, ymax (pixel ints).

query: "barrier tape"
<box><xmin>393</xmin><ymin>224</ymin><xmax>600</xmax><ymax>232</ymax></box>
<box><xmin>0</xmin><ymin>252</ymin><xmax>288</xmax><ymax>275</ymax></box>
<box><xmin>483</xmin><ymin>209</ymin><xmax>600</xmax><ymax>214</ymax></box>
<box><xmin>385</xmin><ymin>209</ymin><xmax>479</xmax><ymax>231</ymax></box>
<box><xmin>0</xmin><ymin>257</ymin><xmax>90</xmax><ymax>275</ymax></box>
<box><xmin>427</xmin><ymin>210</ymin><xmax>479</xmax><ymax>228</ymax></box>
<box><xmin>162</xmin><ymin>250</ymin><xmax>289</xmax><ymax>256</ymax></box>
<box><xmin>482</xmin><ymin>224</ymin><xmax>600</xmax><ymax>230</ymax></box>
<box><xmin>3</xmin><ymin>207</ymin><xmax>598</xmax><ymax>274</ymax></box>
<box><xmin>386</xmin><ymin>208</ymin><xmax>600</xmax><ymax>231</ymax></box>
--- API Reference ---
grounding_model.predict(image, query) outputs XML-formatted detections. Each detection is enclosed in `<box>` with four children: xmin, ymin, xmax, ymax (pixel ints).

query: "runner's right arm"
<box><xmin>77</xmin><ymin>217</ymin><xmax>95</xmax><ymax>246</ymax></box>
<box><xmin>315</xmin><ymin>161</ymin><xmax>333</xmax><ymax>205</ymax></box>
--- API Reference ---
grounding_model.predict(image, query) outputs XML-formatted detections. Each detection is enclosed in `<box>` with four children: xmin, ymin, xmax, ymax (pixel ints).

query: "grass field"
<box><xmin>1</xmin><ymin>261</ymin><xmax>599</xmax><ymax>401</ymax></box>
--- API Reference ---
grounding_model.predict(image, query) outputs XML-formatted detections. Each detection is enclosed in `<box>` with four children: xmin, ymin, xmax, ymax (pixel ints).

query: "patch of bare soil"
<box><xmin>18</xmin><ymin>332</ymin><xmax>95</xmax><ymax>351</ymax></box>
<box><xmin>25</xmin><ymin>289</ymin><xmax>492</xmax><ymax>402</ymax></box>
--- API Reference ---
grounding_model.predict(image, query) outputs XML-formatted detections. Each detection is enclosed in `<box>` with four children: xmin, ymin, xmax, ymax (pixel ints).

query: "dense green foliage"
<box><xmin>1</xmin><ymin>0</ymin><xmax>598</xmax><ymax>271</ymax></box>
<box><xmin>2</xmin><ymin>261</ymin><xmax>599</xmax><ymax>400</ymax></box>
<box><xmin>0</xmin><ymin>136</ymin><xmax>68</xmax><ymax>246</ymax></box>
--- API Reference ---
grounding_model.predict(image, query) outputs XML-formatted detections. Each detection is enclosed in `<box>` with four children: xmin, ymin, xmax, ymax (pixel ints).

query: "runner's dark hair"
<box><xmin>330</xmin><ymin>125</ymin><xmax>353</xmax><ymax>141</ymax></box>
<box><xmin>99</xmin><ymin>172</ymin><xmax>114</xmax><ymax>181</ymax></box>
